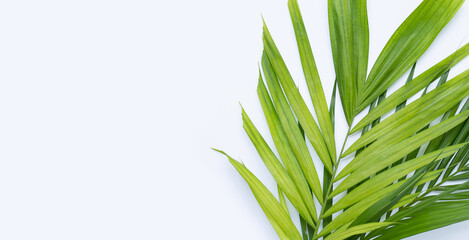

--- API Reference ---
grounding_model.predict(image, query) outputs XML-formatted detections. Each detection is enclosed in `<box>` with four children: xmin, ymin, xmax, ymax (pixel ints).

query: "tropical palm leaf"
<box><xmin>215</xmin><ymin>0</ymin><xmax>469</xmax><ymax>239</ymax></box>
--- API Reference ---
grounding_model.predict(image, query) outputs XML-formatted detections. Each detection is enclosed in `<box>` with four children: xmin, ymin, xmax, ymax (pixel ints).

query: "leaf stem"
<box><xmin>312</xmin><ymin>127</ymin><xmax>353</xmax><ymax>239</ymax></box>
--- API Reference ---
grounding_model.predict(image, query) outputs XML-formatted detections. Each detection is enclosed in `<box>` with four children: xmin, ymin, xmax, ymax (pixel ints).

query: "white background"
<box><xmin>0</xmin><ymin>0</ymin><xmax>469</xmax><ymax>239</ymax></box>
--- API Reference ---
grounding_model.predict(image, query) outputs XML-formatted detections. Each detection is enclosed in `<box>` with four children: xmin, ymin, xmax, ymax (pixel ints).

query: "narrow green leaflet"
<box><xmin>374</xmin><ymin>201</ymin><xmax>469</xmax><ymax>240</ymax></box>
<box><xmin>299</xmin><ymin>216</ymin><xmax>309</xmax><ymax>240</ymax></box>
<box><xmin>427</xmin><ymin>101</ymin><xmax>469</xmax><ymax>187</ymax></box>
<box><xmin>384</xmin><ymin>63</ymin><xmax>417</xmax><ymax>178</ymax></box>
<box><xmin>257</xmin><ymin>75</ymin><xmax>321</xmax><ymax>214</ymax></box>
<box><xmin>395</xmin><ymin>62</ymin><xmax>417</xmax><ymax>112</ymax></box>
<box><xmin>350</xmin><ymin>167</ymin><xmax>427</xmax><ymax>226</ymax></box>
<box><xmin>278</xmin><ymin>185</ymin><xmax>290</xmax><ymax>216</ymax></box>
<box><xmin>336</xmin><ymin>110</ymin><xmax>469</xmax><ymax>183</ymax></box>
<box><xmin>297</xmin><ymin>124</ymin><xmax>316</xmax><ymax>240</ymax></box>
<box><xmin>360</xmin><ymin>0</ymin><xmax>465</xmax><ymax>109</ymax></box>
<box><xmin>323</xmin><ymin>79</ymin><xmax>337</xmax><ymax>235</ymax></box>
<box><xmin>241</xmin><ymin>108</ymin><xmax>317</xmax><ymax>224</ymax></box>
<box><xmin>320</xmin><ymin>182</ymin><xmax>403</xmax><ymax>237</ymax></box>
<box><xmin>289</xmin><ymin>0</ymin><xmax>336</xmax><ymax>161</ymax></box>
<box><xmin>458</xmin><ymin>145</ymin><xmax>469</xmax><ymax>169</ymax></box>
<box><xmin>451</xmin><ymin>172</ymin><xmax>469</xmax><ymax>181</ymax></box>
<box><xmin>319</xmin><ymin>170</ymin><xmax>442</xmax><ymax>236</ymax></box>
<box><xmin>328</xmin><ymin>0</ymin><xmax>369</xmax><ymax>125</ymax></box>
<box><xmin>390</xmin><ymin>183</ymin><xmax>469</xmax><ymax>222</ymax></box>
<box><xmin>365</xmin><ymin>182</ymin><xmax>469</xmax><ymax>240</ymax></box>
<box><xmin>325</xmin><ymin>223</ymin><xmax>393</xmax><ymax>240</ymax></box>
<box><xmin>354</xmin><ymin>92</ymin><xmax>385</xmax><ymax>157</ymax></box>
<box><xmin>261</xmin><ymin>55</ymin><xmax>323</xmax><ymax>202</ymax></box>
<box><xmin>263</xmin><ymin>22</ymin><xmax>334</xmax><ymax>170</ymax></box>
<box><xmin>329</xmin><ymin>79</ymin><xmax>337</xmax><ymax>129</ymax></box>
<box><xmin>354</xmin><ymin>43</ymin><xmax>469</xmax><ymax>130</ymax></box>
<box><xmin>438</xmin><ymin>191</ymin><xmax>469</xmax><ymax>200</ymax></box>
<box><xmin>214</xmin><ymin>150</ymin><xmax>302</xmax><ymax>240</ymax></box>
<box><xmin>346</xmin><ymin>92</ymin><xmax>384</xmax><ymax>194</ymax></box>
<box><xmin>323</xmin><ymin>223</ymin><xmax>352</xmax><ymax>240</ymax></box>
<box><xmin>331</xmin><ymin>144</ymin><xmax>465</xmax><ymax>206</ymax></box>
<box><xmin>390</xmin><ymin>192</ymin><xmax>421</xmax><ymax>210</ymax></box>
<box><xmin>344</xmin><ymin>70</ymin><xmax>469</xmax><ymax>157</ymax></box>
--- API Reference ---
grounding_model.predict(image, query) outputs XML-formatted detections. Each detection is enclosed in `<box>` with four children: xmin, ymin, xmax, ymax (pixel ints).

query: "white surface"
<box><xmin>0</xmin><ymin>0</ymin><xmax>468</xmax><ymax>239</ymax></box>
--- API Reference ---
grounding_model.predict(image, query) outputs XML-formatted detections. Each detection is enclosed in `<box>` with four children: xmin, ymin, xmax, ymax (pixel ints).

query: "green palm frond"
<box><xmin>215</xmin><ymin>0</ymin><xmax>469</xmax><ymax>239</ymax></box>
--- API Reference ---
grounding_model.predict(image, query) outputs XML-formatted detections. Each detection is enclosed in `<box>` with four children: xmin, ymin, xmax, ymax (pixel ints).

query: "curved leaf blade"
<box><xmin>344</xmin><ymin>70</ymin><xmax>469</xmax><ymax>157</ymax></box>
<box><xmin>241</xmin><ymin>108</ymin><xmax>317</xmax><ymax>224</ymax></box>
<box><xmin>257</xmin><ymin>74</ymin><xmax>321</xmax><ymax>213</ymax></box>
<box><xmin>261</xmin><ymin>54</ymin><xmax>324</xmax><ymax>202</ymax></box>
<box><xmin>328</xmin><ymin>0</ymin><xmax>369</xmax><ymax>125</ymax></box>
<box><xmin>289</xmin><ymin>0</ymin><xmax>336</xmax><ymax>161</ymax></box>
<box><xmin>353</xmin><ymin>43</ymin><xmax>469</xmax><ymax>131</ymax></box>
<box><xmin>360</xmin><ymin>0</ymin><xmax>466</xmax><ymax>108</ymax></box>
<box><xmin>321</xmin><ymin>170</ymin><xmax>442</xmax><ymax>235</ymax></box>
<box><xmin>374</xmin><ymin>201</ymin><xmax>469</xmax><ymax>240</ymax></box>
<box><xmin>331</xmin><ymin>144</ymin><xmax>466</xmax><ymax>206</ymax></box>
<box><xmin>214</xmin><ymin>150</ymin><xmax>303</xmax><ymax>240</ymax></box>
<box><xmin>337</xmin><ymin>109</ymin><xmax>469</xmax><ymax>182</ymax></box>
<box><xmin>263</xmin><ymin>22</ymin><xmax>334</xmax><ymax>170</ymax></box>
<box><xmin>325</xmin><ymin>222</ymin><xmax>393</xmax><ymax>240</ymax></box>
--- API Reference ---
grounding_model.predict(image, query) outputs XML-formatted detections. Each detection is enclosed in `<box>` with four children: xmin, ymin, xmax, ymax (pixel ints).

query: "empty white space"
<box><xmin>0</xmin><ymin>0</ymin><xmax>468</xmax><ymax>239</ymax></box>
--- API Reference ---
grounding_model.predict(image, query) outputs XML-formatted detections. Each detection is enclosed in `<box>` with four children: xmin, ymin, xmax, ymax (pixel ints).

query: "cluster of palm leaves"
<box><xmin>215</xmin><ymin>0</ymin><xmax>469</xmax><ymax>239</ymax></box>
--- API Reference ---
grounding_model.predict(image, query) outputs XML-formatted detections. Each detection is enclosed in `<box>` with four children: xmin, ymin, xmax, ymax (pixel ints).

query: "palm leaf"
<box><xmin>216</xmin><ymin>0</ymin><xmax>469</xmax><ymax>239</ymax></box>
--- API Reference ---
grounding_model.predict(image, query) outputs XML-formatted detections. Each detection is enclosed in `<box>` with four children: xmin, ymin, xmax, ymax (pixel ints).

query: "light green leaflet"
<box><xmin>336</xmin><ymin>110</ymin><xmax>469</xmax><ymax>183</ymax></box>
<box><xmin>289</xmin><ymin>0</ymin><xmax>336</xmax><ymax>163</ymax></box>
<box><xmin>437</xmin><ymin>190</ymin><xmax>469</xmax><ymax>200</ymax></box>
<box><xmin>323</xmin><ymin>223</ymin><xmax>352</xmax><ymax>240</ymax></box>
<box><xmin>320</xmin><ymin>183</ymin><xmax>403</xmax><ymax>238</ymax></box>
<box><xmin>390</xmin><ymin>192</ymin><xmax>422</xmax><ymax>210</ymax></box>
<box><xmin>257</xmin><ymin>74</ymin><xmax>320</xmax><ymax>217</ymax></box>
<box><xmin>353</xmin><ymin>43</ymin><xmax>469</xmax><ymax>132</ymax></box>
<box><xmin>261</xmin><ymin>54</ymin><xmax>323</xmax><ymax>203</ymax></box>
<box><xmin>277</xmin><ymin>185</ymin><xmax>290</xmax><ymax>216</ymax></box>
<box><xmin>214</xmin><ymin>150</ymin><xmax>302</xmax><ymax>240</ymax></box>
<box><xmin>365</xmin><ymin>183</ymin><xmax>469</xmax><ymax>240</ymax></box>
<box><xmin>344</xmin><ymin>70</ymin><xmax>469</xmax><ymax>157</ymax></box>
<box><xmin>324</xmin><ymin>223</ymin><xmax>393</xmax><ymax>240</ymax></box>
<box><xmin>349</xmin><ymin>166</ymin><xmax>426</xmax><ymax>227</ymax></box>
<box><xmin>374</xmin><ymin>202</ymin><xmax>469</xmax><ymax>240</ymax></box>
<box><xmin>263</xmin><ymin>22</ymin><xmax>334</xmax><ymax>171</ymax></box>
<box><xmin>360</xmin><ymin>0</ymin><xmax>466</xmax><ymax>109</ymax></box>
<box><xmin>330</xmin><ymin>144</ymin><xmax>466</xmax><ymax>211</ymax></box>
<box><xmin>323</xmin><ymin>79</ymin><xmax>337</xmax><ymax>233</ymax></box>
<box><xmin>328</xmin><ymin>0</ymin><xmax>368</xmax><ymax>125</ymax></box>
<box><xmin>319</xmin><ymin>170</ymin><xmax>443</xmax><ymax>237</ymax></box>
<box><xmin>241</xmin><ymin>108</ymin><xmax>317</xmax><ymax>224</ymax></box>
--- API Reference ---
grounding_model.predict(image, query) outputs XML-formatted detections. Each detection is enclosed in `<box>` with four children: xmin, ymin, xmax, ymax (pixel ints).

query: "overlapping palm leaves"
<box><xmin>215</xmin><ymin>0</ymin><xmax>469</xmax><ymax>239</ymax></box>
